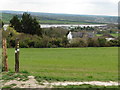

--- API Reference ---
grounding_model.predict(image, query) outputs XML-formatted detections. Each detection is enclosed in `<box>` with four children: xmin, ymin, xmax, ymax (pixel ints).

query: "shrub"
<box><xmin>107</xmin><ymin>40</ymin><xmax>119</xmax><ymax>46</ymax></box>
<box><xmin>98</xmin><ymin>38</ymin><xmax>107</xmax><ymax>47</ymax></box>
<box><xmin>19</xmin><ymin>41</ymin><xmax>29</xmax><ymax>48</ymax></box>
<box><xmin>62</xmin><ymin>37</ymin><xmax>69</xmax><ymax>47</ymax></box>
<box><xmin>87</xmin><ymin>38</ymin><xmax>99</xmax><ymax>47</ymax></box>
<box><xmin>70</xmin><ymin>38</ymin><xmax>88</xmax><ymax>47</ymax></box>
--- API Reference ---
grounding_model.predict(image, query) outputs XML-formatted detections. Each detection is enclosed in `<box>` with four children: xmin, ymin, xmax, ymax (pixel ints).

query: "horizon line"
<box><xmin>1</xmin><ymin>9</ymin><xmax>118</xmax><ymax>17</ymax></box>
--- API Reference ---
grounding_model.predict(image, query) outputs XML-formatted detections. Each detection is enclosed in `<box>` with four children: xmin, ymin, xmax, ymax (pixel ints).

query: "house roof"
<box><xmin>71</xmin><ymin>32</ymin><xmax>84</xmax><ymax>38</ymax></box>
<box><xmin>70</xmin><ymin>31</ymin><xmax>95</xmax><ymax>38</ymax></box>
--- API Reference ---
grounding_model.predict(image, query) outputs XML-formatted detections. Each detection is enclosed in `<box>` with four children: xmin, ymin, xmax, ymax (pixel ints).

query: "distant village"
<box><xmin>66</xmin><ymin>24</ymin><xmax>118</xmax><ymax>42</ymax></box>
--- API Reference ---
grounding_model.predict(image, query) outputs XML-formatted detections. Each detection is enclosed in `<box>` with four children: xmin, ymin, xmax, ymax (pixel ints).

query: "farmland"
<box><xmin>7</xmin><ymin>47</ymin><xmax>118</xmax><ymax>81</ymax></box>
<box><xmin>2</xmin><ymin>10</ymin><xmax>117</xmax><ymax>24</ymax></box>
<box><xmin>96</xmin><ymin>33</ymin><xmax>119</xmax><ymax>37</ymax></box>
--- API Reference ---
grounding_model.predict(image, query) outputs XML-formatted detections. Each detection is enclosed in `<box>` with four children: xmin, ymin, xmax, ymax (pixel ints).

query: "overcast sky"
<box><xmin>0</xmin><ymin>0</ymin><xmax>119</xmax><ymax>16</ymax></box>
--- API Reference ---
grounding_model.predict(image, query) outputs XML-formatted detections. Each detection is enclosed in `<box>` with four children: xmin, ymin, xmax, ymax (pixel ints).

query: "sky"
<box><xmin>0</xmin><ymin>0</ymin><xmax>119</xmax><ymax>16</ymax></box>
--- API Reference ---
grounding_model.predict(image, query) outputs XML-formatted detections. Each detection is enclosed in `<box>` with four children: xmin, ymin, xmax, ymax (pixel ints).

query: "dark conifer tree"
<box><xmin>10</xmin><ymin>15</ymin><xmax>22</xmax><ymax>32</ymax></box>
<box><xmin>10</xmin><ymin>13</ymin><xmax>42</xmax><ymax>36</ymax></box>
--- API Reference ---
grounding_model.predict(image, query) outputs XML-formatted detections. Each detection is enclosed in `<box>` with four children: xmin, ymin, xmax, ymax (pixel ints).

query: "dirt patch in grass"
<box><xmin>2</xmin><ymin>76</ymin><xmax>48</xmax><ymax>88</ymax></box>
<box><xmin>1</xmin><ymin>71</ymin><xmax>119</xmax><ymax>88</ymax></box>
<box><xmin>1</xmin><ymin>75</ymin><xmax>119</xmax><ymax>88</ymax></box>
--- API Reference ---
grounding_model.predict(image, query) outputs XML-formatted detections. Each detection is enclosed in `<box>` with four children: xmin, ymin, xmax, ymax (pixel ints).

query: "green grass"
<box><xmin>2</xmin><ymin>13</ymin><xmax>105</xmax><ymax>24</ymax></box>
<box><xmin>110</xmin><ymin>34</ymin><xmax>119</xmax><ymax>37</ymax></box>
<box><xmin>2</xmin><ymin>71</ymin><xmax>29</xmax><ymax>81</ymax></box>
<box><xmin>96</xmin><ymin>34</ymin><xmax>119</xmax><ymax>37</ymax></box>
<box><xmin>39</xmin><ymin>20</ymin><xmax>103</xmax><ymax>24</ymax></box>
<box><xmin>96</xmin><ymin>34</ymin><xmax>103</xmax><ymax>36</ymax></box>
<box><xmin>7</xmin><ymin>47</ymin><xmax>118</xmax><ymax>81</ymax></box>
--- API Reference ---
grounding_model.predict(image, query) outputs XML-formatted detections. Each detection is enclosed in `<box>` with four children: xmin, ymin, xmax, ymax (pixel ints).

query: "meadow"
<box><xmin>8</xmin><ymin>47</ymin><xmax>118</xmax><ymax>81</ymax></box>
<box><xmin>96</xmin><ymin>33</ymin><xmax>118</xmax><ymax>37</ymax></box>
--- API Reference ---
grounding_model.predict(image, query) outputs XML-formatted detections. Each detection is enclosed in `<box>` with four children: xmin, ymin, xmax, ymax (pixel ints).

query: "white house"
<box><xmin>100</xmin><ymin>34</ymin><xmax>116</xmax><ymax>41</ymax></box>
<box><xmin>67</xmin><ymin>31</ymin><xmax>72</xmax><ymax>40</ymax></box>
<box><xmin>105</xmin><ymin>38</ymin><xmax>115</xmax><ymax>41</ymax></box>
<box><xmin>67</xmin><ymin>31</ymin><xmax>95</xmax><ymax>40</ymax></box>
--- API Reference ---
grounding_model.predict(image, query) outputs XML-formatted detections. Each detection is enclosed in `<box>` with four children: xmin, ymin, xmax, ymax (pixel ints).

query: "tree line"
<box><xmin>3</xmin><ymin>26</ymin><xmax>119</xmax><ymax>48</ymax></box>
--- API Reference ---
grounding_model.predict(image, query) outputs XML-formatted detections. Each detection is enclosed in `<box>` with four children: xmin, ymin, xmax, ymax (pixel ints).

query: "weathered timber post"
<box><xmin>2</xmin><ymin>38</ymin><xmax>8</xmax><ymax>72</ymax></box>
<box><xmin>15</xmin><ymin>38</ymin><xmax>19</xmax><ymax>73</ymax></box>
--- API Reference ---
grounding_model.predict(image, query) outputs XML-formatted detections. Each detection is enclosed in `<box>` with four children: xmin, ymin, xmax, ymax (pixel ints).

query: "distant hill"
<box><xmin>1</xmin><ymin>10</ymin><xmax>118</xmax><ymax>24</ymax></box>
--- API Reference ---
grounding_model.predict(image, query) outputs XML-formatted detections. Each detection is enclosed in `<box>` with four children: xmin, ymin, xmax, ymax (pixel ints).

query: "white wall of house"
<box><xmin>67</xmin><ymin>31</ymin><xmax>72</xmax><ymax>40</ymax></box>
<box><xmin>3</xmin><ymin>24</ymin><xmax>9</xmax><ymax>31</ymax></box>
<box><xmin>105</xmin><ymin>38</ymin><xmax>115</xmax><ymax>41</ymax></box>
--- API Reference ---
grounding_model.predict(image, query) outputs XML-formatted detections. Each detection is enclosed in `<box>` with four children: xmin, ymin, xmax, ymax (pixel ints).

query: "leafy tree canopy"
<box><xmin>10</xmin><ymin>12</ymin><xmax>42</xmax><ymax>36</ymax></box>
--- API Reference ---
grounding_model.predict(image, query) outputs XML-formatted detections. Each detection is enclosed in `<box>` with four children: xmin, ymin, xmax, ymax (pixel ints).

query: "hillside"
<box><xmin>1</xmin><ymin>10</ymin><xmax>118</xmax><ymax>24</ymax></box>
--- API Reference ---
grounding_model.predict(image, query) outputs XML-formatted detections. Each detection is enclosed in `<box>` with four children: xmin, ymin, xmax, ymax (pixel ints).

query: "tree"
<box><xmin>21</xmin><ymin>13</ymin><xmax>32</xmax><ymax>34</ymax></box>
<box><xmin>10</xmin><ymin>12</ymin><xmax>42</xmax><ymax>36</ymax></box>
<box><xmin>32</xmin><ymin>18</ymin><xmax>42</xmax><ymax>36</ymax></box>
<box><xmin>21</xmin><ymin>12</ymin><xmax>42</xmax><ymax>36</ymax></box>
<box><xmin>0</xmin><ymin>19</ymin><xmax>4</xmax><ymax>28</ymax></box>
<box><xmin>2</xmin><ymin>21</ymin><xmax>4</xmax><ymax>27</ymax></box>
<box><xmin>10</xmin><ymin>16</ymin><xmax>22</xmax><ymax>32</ymax></box>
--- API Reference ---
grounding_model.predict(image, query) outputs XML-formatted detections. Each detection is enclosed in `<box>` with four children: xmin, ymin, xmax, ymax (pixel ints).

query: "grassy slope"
<box><xmin>96</xmin><ymin>34</ymin><xmax>119</xmax><ymax>37</ymax></box>
<box><xmin>2</xmin><ymin>13</ymin><xmax>14</xmax><ymax>23</ymax></box>
<box><xmin>39</xmin><ymin>20</ymin><xmax>97</xmax><ymax>24</ymax></box>
<box><xmin>8</xmin><ymin>47</ymin><xmax>118</xmax><ymax>81</ymax></box>
<box><xmin>2</xmin><ymin>13</ymin><xmax>107</xmax><ymax>24</ymax></box>
<box><xmin>110</xmin><ymin>34</ymin><xmax>119</xmax><ymax>37</ymax></box>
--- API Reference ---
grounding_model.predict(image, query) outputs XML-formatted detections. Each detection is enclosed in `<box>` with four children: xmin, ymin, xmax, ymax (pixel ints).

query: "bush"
<box><xmin>50</xmin><ymin>38</ymin><xmax>62</xmax><ymax>47</ymax></box>
<box><xmin>107</xmin><ymin>40</ymin><xmax>119</xmax><ymax>46</ymax></box>
<box><xmin>87</xmin><ymin>38</ymin><xmax>99</xmax><ymax>47</ymax></box>
<box><xmin>43</xmin><ymin>27</ymin><xmax>68</xmax><ymax>38</ymax></box>
<box><xmin>98</xmin><ymin>38</ymin><xmax>107</xmax><ymax>47</ymax></box>
<box><xmin>70</xmin><ymin>38</ymin><xmax>88</xmax><ymax>47</ymax></box>
<box><xmin>62</xmin><ymin>37</ymin><xmax>69</xmax><ymax>47</ymax></box>
<box><xmin>20</xmin><ymin>41</ymin><xmax>29</xmax><ymax>48</ymax></box>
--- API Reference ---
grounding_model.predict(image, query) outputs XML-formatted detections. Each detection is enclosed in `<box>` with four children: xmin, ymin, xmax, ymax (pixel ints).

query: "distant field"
<box><xmin>8</xmin><ymin>47</ymin><xmax>118</xmax><ymax>81</ymax></box>
<box><xmin>2</xmin><ymin>13</ymin><xmax>109</xmax><ymax>24</ymax></box>
<box><xmin>111</xmin><ymin>34</ymin><xmax>119</xmax><ymax>37</ymax></box>
<box><xmin>39</xmin><ymin>20</ymin><xmax>103</xmax><ymax>24</ymax></box>
<box><xmin>96</xmin><ymin>34</ymin><xmax>118</xmax><ymax>37</ymax></box>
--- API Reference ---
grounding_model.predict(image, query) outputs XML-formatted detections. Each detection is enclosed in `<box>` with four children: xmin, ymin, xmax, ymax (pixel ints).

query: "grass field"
<box><xmin>96</xmin><ymin>34</ymin><xmax>118</xmax><ymax>37</ymax></box>
<box><xmin>8</xmin><ymin>47</ymin><xmax>118</xmax><ymax>81</ymax></box>
<box><xmin>39</xmin><ymin>20</ymin><xmax>104</xmax><ymax>24</ymax></box>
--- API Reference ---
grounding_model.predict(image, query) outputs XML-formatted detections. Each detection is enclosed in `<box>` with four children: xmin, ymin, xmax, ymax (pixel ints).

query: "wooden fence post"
<box><xmin>2</xmin><ymin>38</ymin><xmax>8</xmax><ymax>72</ymax></box>
<box><xmin>15</xmin><ymin>38</ymin><xmax>19</xmax><ymax>73</ymax></box>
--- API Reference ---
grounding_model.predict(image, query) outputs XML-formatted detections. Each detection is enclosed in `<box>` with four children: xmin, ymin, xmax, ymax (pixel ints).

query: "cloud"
<box><xmin>0</xmin><ymin>0</ymin><xmax>119</xmax><ymax>16</ymax></box>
